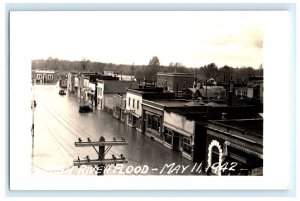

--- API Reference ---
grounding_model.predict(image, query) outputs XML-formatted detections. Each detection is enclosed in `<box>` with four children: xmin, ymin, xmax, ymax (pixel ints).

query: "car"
<box><xmin>59</xmin><ymin>89</ymin><xmax>66</xmax><ymax>95</ymax></box>
<box><xmin>79</xmin><ymin>105</ymin><xmax>93</xmax><ymax>113</ymax></box>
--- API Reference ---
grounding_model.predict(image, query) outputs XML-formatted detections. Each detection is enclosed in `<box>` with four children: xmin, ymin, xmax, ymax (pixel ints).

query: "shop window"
<box><xmin>128</xmin><ymin>114</ymin><xmax>133</xmax><ymax>124</ymax></box>
<box><xmin>182</xmin><ymin>136</ymin><xmax>192</xmax><ymax>155</ymax></box>
<box><xmin>147</xmin><ymin>114</ymin><xmax>161</xmax><ymax>133</ymax></box>
<box><xmin>147</xmin><ymin>114</ymin><xmax>152</xmax><ymax>128</ymax></box>
<box><xmin>164</xmin><ymin>129</ymin><xmax>172</xmax><ymax>145</ymax></box>
<box><xmin>121</xmin><ymin>112</ymin><xmax>124</xmax><ymax>121</ymax></box>
<box><xmin>152</xmin><ymin>116</ymin><xmax>158</xmax><ymax>131</ymax></box>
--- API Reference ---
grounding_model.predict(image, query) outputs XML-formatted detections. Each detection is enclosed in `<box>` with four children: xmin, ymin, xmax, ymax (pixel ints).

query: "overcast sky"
<box><xmin>11</xmin><ymin>11</ymin><xmax>264</xmax><ymax>68</ymax></box>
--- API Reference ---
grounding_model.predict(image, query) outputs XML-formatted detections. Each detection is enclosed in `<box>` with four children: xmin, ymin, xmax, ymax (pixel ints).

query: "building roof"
<box><xmin>157</xmin><ymin>72</ymin><xmax>194</xmax><ymax>77</ymax></box>
<box><xmin>199</xmin><ymin>87</ymin><xmax>226</xmax><ymax>98</ymax></box>
<box><xmin>207</xmin><ymin>119</ymin><xmax>263</xmax><ymax>153</ymax></box>
<box><xmin>249</xmin><ymin>76</ymin><xmax>264</xmax><ymax>81</ymax></box>
<box><xmin>99</xmin><ymin>80</ymin><xmax>138</xmax><ymax>94</ymax></box>
<box><xmin>187</xmin><ymin>88</ymin><xmax>200</xmax><ymax>94</ymax></box>
<box><xmin>151</xmin><ymin>100</ymin><xmax>189</xmax><ymax>107</ymax></box>
<box><xmin>34</xmin><ymin>69</ymin><xmax>55</xmax><ymax>73</ymax></box>
<box><xmin>210</xmin><ymin>119</ymin><xmax>263</xmax><ymax>137</ymax></box>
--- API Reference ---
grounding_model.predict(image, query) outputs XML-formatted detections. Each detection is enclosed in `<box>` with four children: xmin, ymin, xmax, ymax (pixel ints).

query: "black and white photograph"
<box><xmin>7</xmin><ymin>7</ymin><xmax>294</xmax><ymax>192</ymax></box>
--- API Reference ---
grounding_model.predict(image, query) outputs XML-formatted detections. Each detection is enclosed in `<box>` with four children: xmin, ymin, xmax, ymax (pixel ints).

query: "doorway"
<box><xmin>173</xmin><ymin>133</ymin><xmax>180</xmax><ymax>151</ymax></box>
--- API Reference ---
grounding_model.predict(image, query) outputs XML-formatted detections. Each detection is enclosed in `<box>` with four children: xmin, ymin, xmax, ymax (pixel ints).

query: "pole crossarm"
<box><xmin>74</xmin><ymin>158</ymin><xmax>128</xmax><ymax>167</ymax></box>
<box><xmin>73</xmin><ymin>136</ymin><xmax>128</xmax><ymax>175</ymax></box>
<box><xmin>75</xmin><ymin>141</ymin><xmax>128</xmax><ymax>147</ymax></box>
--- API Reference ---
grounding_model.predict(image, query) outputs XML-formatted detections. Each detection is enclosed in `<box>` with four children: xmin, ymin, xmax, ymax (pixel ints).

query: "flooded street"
<box><xmin>32</xmin><ymin>84</ymin><xmax>202</xmax><ymax>176</ymax></box>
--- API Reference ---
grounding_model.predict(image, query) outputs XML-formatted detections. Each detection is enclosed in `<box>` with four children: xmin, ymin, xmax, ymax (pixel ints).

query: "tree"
<box><xmin>202</xmin><ymin>63</ymin><xmax>219</xmax><ymax>80</ymax></box>
<box><xmin>149</xmin><ymin>56</ymin><xmax>160</xmax><ymax>67</ymax></box>
<box><xmin>146</xmin><ymin>56</ymin><xmax>160</xmax><ymax>82</ymax></box>
<box><xmin>219</xmin><ymin>65</ymin><xmax>232</xmax><ymax>82</ymax></box>
<box><xmin>44</xmin><ymin>57</ymin><xmax>59</xmax><ymax>70</ymax></box>
<box><xmin>81</xmin><ymin>58</ymin><xmax>90</xmax><ymax>72</ymax></box>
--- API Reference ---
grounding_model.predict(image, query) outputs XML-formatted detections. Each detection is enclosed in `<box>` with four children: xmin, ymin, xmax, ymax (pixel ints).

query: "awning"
<box><xmin>224</xmin><ymin>141</ymin><xmax>263</xmax><ymax>159</ymax></box>
<box><xmin>125</xmin><ymin>110</ymin><xmax>140</xmax><ymax>117</ymax></box>
<box><xmin>163</xmin><ymin>122</ymin><xmax>192</xmax><ymax>137</ymax></box>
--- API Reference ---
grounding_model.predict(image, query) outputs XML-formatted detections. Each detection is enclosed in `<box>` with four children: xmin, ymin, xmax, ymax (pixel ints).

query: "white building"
<box><xmin>32</xmin><ymin>69</ymin><xmax>56</xmax><ymax>84</ymax></box>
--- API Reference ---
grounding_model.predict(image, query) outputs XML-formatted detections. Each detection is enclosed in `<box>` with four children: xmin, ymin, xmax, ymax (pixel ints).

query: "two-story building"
<box><xmin>156</xmin><ymin>72</ymin><xmax>194</xmax><ymax>96</ymax></box>
<box><xmin>67</xmin><ymin>72</ymin><xmax>76</xmax><ymax>93</ymax></box>
<box><xmin>125</xmin><ymin>88</ymin><xmax>174</xmax><ymax>132</ymax></box>
<box><xmin>142</xmin><ymin>99</ymin><xmax>186</xmax><ymax>142</ymax></box>
<box><xmin>97</xmin><ymin>79</ymin><xmax>138</xmax><ymax>114</ymax></box>
<box><xmin>112</xmin><ymin>94</ymin><xmax>127</xmax><ymax>123</ymax></box>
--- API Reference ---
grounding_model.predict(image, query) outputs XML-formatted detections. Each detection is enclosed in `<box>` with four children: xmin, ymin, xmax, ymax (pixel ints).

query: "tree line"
<box><xmin>32</xmin><ymin>56</ymin><xmax>263</xmax><ymax>84</ymax></box>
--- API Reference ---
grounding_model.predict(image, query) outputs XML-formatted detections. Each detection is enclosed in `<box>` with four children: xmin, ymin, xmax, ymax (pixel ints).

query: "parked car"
<box><xmin>59</xmin><ymin>89</ymin><xmax>66</xmax><ymax>95</ymax></box>
<box><xmin>79</xmin><ymin>105</ymin><xmax>93</xmax><ymax>113</ymax></box>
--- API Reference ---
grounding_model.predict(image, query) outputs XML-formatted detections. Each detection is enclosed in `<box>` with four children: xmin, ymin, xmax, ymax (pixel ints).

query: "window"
<box><xmin>128</xmin><ymin>98</ymin><xmax>131</xmax><ymax>106</ymax></box>
<box><xmin>98</xmin><ymin>88</ymin><xmax>103</xmax><ymax>96</ymax></box>
<box><xmin>37</xmin><ymin>74</ymin><xmax>42</xmax><ymax>79</ymax></box>
<box><xmin>164</xmin><ymin>128</ymin><xmax>173</xmax><ymax>145</ymax></box>
<box><xmin>48</xmin><ymin>74</ymin><xmax>53</xmax><ymax>80</ymax></box>
<box><xmin>128</xmin><ymin>114</ymin><xmax>133</xmax><ymax>124</ymax></box>
<box><xmin>182</xmin><ymin>136</ymin><xmax>192</xmax><ymax>155</ymax></box>
<box><xmin>147</xmin><ymin>114</ymin><xmax>161</xmax><ymax>133</ymax></box>
<box><xmin>137</xmin><ymin>100</ymin><xmax>140</xmax><ymax>110</ymax></box>
<box><xmin>133</xmin><ymin>99</ymin><xmax>135</xmax><ymax>108</ymax></box>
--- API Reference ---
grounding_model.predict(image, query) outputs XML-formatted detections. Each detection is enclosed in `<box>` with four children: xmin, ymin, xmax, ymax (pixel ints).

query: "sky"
<box><xmin>11</xmin><ymin>11</ymin><xmax>264</xmax><ymax>68</ymax></box>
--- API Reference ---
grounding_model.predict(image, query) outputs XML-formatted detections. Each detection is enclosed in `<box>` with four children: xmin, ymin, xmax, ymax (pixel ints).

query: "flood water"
<box><xmin>32</xmin><ymin>84</ymin><xmax>203</xmax><ymax>176</ymax></box>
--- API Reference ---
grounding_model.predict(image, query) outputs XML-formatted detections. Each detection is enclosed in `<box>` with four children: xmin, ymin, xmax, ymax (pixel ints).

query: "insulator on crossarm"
<box><xmin>78</xmin><ymin>138</ymin><xmax>82</xmax><ymax>142</ymax></box>
<box><xmin>86</xmin><ymin>156</ymin><xmax>90</xmax><ymax>162</ymax></box>
<box><xmin>87</xmin><ymin>137</ymin><xmax>91</xmax><ymax>142</ymax></box>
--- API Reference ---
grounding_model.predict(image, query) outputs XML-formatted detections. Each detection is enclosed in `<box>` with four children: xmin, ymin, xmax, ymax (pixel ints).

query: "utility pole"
<box><xmin>31</xmin><ymin>79</ymin><xmax>36</xmax><ymax>173</ymax></box>
<box><xmin>73</xmin><ymin>136</ymin><xmax>128</xmax><ymax>175</ymax></box>
<box><xmin>31</xmin><ymin>80</ymin><xmax>36</xmax><ymax>137</ymax></box>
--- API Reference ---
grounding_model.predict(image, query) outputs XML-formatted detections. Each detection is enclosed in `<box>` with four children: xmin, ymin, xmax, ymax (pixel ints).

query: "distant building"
<box><xmin>112</xmin><ymin>94</ymin><xmax>127</xmax><ymax>123</ymax></box>
<box><xmin>247</xmin><ymin>76</ymin><xmax>263</xmax><ymax>103</ymax></box>
<box><xmin>32</xmin><ymin>69</ymin><xmax>56</xmax><ymax>84</ymax></box>
<box><xmin>58</xmin><ymin>75</ymin><xmax>68</xmax><ymax>89</ymax></box>
<box><xmin>104</xmin><ymin>71</ymin><xmax>136</xmax><ymax>81</ymax></box>
<box><xmin>67</xmin><ymin>72</ymin><xmax>77</xmax><ymax>93</ymax></box>
<box><xmin>156</xmin><ymin>72</ymin><xmax>194</xmax><ymax>95</ymax></box>
<box><xmin>97</xmin><ymin>79</ymin><xmax>138</xmax><ymax>113</ymax></box>
<box><xmin>81</xmin><ymin>76</ymin><xmax>96</xmax><ymax>105</ymax></box>
<box><xmin>198</xmin><ymin>86</ymin><xmax>226</xmax><ymax>101</ymax></box>
<box><xmin>67</xmin><ymin>72</ymin><xmax>121</xmax><ymax>105</ymax></box>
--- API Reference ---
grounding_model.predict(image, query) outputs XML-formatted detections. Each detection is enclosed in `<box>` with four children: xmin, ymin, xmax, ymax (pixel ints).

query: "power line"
<box><xmin>40</xmin><ymin>103</ymin><xmax>81</xmax><ymax>139</ymax></box>
<box><xmin>47</xmin><ymin>105</ymin><xmax>93</xmax><ymax>140</ymax></box>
